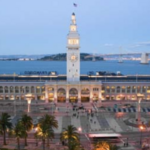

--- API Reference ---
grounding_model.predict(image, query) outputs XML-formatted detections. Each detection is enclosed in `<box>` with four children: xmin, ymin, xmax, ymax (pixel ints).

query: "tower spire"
<box><xmin>71</xmin><ymin>12</ymin><xmax>76</xmax><ymax>24</ymax></box>
<box><xmin>67</xmin><ymin>13</ymin><xmax>80</xmax><ymax>82</ymax></box>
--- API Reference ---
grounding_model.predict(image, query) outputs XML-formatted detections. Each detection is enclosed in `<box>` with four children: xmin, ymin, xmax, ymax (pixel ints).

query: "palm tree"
<box><xmin>0</xmin><ymin>113</ymin><xmax>12</xmax><ymax>145</ymax></box>
<box><xmin>36</xmin><ymin>123</ymin><xmax>49</xmax><ymax>150</ymax></box>
<box><xmin>37</xmin><ymin>114</ymin><xmax>58</xmax><ymax>150</ymax></box>
<box><xmin>69</xmin><ymin>140</ymin><xmax>85</xmax><ymax>150</ymax></box>
<box><xmin>60</xmin><ymin>125</ymin><xmax>79</xmax><ymax>150</ymax></box>
<box><xmin>94</xmin><ymin>141</ymin><xmax>119</xmax><ymax>150</ymax></box>
<box><xmin>41</xmin><ymin>114</ymin><xmax>58</xmax><ymax>129</ymax></box>
<box><xmin>20</xmin><ymin>114</ymin><xmax>33</xmax><ymax>146</ymax></box>
<box><xmin>13</xmin><ymin>121</ymin><xmax>25</xmax><ymax>150</ymax></box>
<box><xmin>40</xmin><ymin>114</ymin><xmax>58</xmax><ymax>147</ymax></box>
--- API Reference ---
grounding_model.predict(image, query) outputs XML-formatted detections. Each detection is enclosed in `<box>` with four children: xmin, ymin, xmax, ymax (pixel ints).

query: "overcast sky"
<box><xmin>0</xmin><ymin>0</ymin><xmax>150</xmax><ymax>55</ymax></box>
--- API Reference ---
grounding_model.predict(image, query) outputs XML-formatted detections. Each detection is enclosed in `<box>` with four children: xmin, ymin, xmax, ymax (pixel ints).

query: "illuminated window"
<box><xmin>127</xmin><ymin>86</ymin><xmax>131</xmax><ymax>93</ymax></box>
<box><xmin>70</xmin><ymin>25</ymin><xmax>76</xmax><ymax>31</ymax></box>
<box><xmin>147</xmin><ymin>86</ymin><xmax>150</xmax><ymax>93</ymax></box>
<box><xmin>111</xmin><ymin>86</ymin><xmax>115</xmax><ymax>93</ymax></box>
<box><xmin>137</xmin><ymin>86</ymin><xmax>141</xmax><ymax>93</ymax></box>
<box><xmin>122</xmin><ymin>86</ymin><xmax>125</xmax><ymax>93</ymax></box>
<box><xmin>68</xmin><ymin>39</ymin><xmax>79</xmax><ymax>45</ymax></box>
<box><xmin>132</xmin><ymin>86</ymin><xmax>136</xmax><ymax>93</ymax></box>
<box><xmin>106</xmin><ymin>86</ymin><xmax>110</xmax><ymax>93</ymax></box>
<box><xmin>36</xmin><ymin>86</ymin><xmax>40</xmax><ymax>93</ymax></box>
<box><xmin>142</xmin><ymin>86</ymin><xmax>146</xmax><ymax>93</ymax></box>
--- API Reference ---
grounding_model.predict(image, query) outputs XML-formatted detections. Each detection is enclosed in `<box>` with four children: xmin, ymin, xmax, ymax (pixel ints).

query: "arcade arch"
<box><xmin>81</xmin><ymin>88</ymin><xmax>90</xmax><ymax>102</ymax></box>
<box><xmin>69</xmin><ymin>88</ymin><xmax>78</xmax><ymax>103</ymax></box>
<box><xmin>57</xmin><ymin>88</ymin><xmax>66</xmax><ymax>103</ymax></box>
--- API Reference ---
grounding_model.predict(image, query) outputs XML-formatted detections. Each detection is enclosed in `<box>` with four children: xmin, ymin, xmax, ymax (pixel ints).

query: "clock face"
<box><xmin>70</xmin><ymin>54</ymin><xmax>78</xmax><ymax>62</ymax></box>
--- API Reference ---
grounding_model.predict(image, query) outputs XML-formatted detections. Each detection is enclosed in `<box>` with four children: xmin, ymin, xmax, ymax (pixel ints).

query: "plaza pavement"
<box><xmin>1</xmin><ymin>100</ymin><xmax>150</xmax><ymax>149</ymax></box>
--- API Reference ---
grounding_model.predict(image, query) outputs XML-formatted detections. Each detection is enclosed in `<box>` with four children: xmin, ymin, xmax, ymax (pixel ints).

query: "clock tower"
<box><xmin>67</xmin><ymin>13</ymin><xmax>80</xmax><ymax>82</ymax></box>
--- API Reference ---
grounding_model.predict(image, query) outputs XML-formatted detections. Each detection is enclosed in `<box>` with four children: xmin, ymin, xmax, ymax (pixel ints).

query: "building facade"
<box><xmin>0</xmin><ymin>13</ymin><xmax>150</xmax><ymax>103</ymax></box>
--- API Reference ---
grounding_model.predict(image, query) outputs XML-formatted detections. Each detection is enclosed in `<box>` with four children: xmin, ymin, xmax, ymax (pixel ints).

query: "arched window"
<box><xmin>48</xmin><ymin>87</ymin><xmax>54</xmax><ymax>92</ymax></box>
<box><xmin>116</xmin><ymin>86</ymin><xmax>120</xmax><ymax>93</ymax></box>
<box><xmin>81</xmin><ymin>88</ymin><xmax>90</xmax><ymax>95</ymax></box>
<box><xmin>69</xmin><ymin>88</ymin><xmax>78</xmax><ymax>95</ymax></box>
<box><xmin>20</xmin><ymin>86</ymin><xmax>24</xmax><ymax>93</ymax></box>
<box><xmin>25</xmin><ymin>86</ymin><xmax>29</xmax><ymax>93</ymax></box>
<box><xmin>122</xmin><ymin>86</ymin><xmax>125</xmax><ymax>93</ymax></box>
<box><xmin>111</xmin><ymin>86</ymin><xmax>115</xmax><ymax>93</ymax></box>
<box><xmin>137</xmin><ymin>86</ymin><xmax>141</xmax><ymax>93</ymax></box>
<box><xmin>41</xmin><ymin>86</ymin><xmax>45</xmax><ymax>93</ymax></box>
<box><xmin>127</xmin><ymin>86</ymin><xmax>131</xmax><ymax>93</ymax></box>
<box><xmin>106</xmin><ymin>86</ymin><xmax>110</xmax><ymax>93</ymax></box>
<box><xmin>0</xmin><ymin>86</ymin><xmax>3</xmax><ymax>93</ymax></box>
<box><xmin>132</xmin><ymin>86</ymin><xmax>136</xmax><ymax>93</ymax></box>
<box><xmin>36</xmin><ymin>86</ymin><xmax>41</xmax><ymax>93</ymax></box>
<box><xmin>102</xmin><ymin>86</ymin><xmax>105</xmax><ymax>91</ymax></box>
<box><xmin>10</xmin><ymin>86</ymin><xmax>14</xmax><ymax>93</ymax></box>
<box><xmin>31</xmin><ymin>86</ymin><xmax>35</xmax><ymax>93</ymax></box>
<box><xmin>142</xmin><ymin>86</ymin><xmax>146</xmax><ymax>93</ymax></box>
<box><xmin>57</xmin><ymin>88</ymin><xmax>66</xmax><ymax>96</ymax></box>
<box><xmin>5</xmin><ymin>86</ymin><xmax>8</xmax><ymax>93</ymax></box>
<box><xmin>15</xmin><ymin>86</ymin><xmax>19</xmax><ymax>93</ymax></box>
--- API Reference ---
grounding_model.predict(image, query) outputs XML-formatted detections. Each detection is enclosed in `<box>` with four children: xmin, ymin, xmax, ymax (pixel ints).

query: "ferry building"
<box><xmin>0</xmin><ymin>13</ymin><xmax>150</xmax><ymax>102</ymax></box>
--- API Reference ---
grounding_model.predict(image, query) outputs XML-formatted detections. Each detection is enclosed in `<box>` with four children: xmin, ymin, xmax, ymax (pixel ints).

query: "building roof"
<box><xmin>0</xmin><ymin>75</ymin><xmax>150</xmax><ymax>83</ymax></box>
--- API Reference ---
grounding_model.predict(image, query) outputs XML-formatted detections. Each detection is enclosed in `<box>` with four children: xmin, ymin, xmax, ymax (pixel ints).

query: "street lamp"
<box><xmin>27</xmin><ymin>99</ymin><xmax>31</xmax><ymax>113</ymax></box>
<box><xmin>35</xmin><ymin>127</ymin><xmax>38</xmax><ymax>146</ymax></box>
<box><xmin>78</xmin><ymin>127</ymin><xmax>82</xmax><ymax>141</ymax></box>
<box><xmin>140</xmin><ymin>125</ymin><xmax>144</xmax><ymax>146</ymax></box>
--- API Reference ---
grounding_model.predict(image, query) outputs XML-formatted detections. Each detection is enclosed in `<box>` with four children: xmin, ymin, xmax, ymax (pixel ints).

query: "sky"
<box><xmin>0</xmin><ymin>0</ymin><xmax>150</xmax><ymax>55</ymax></box>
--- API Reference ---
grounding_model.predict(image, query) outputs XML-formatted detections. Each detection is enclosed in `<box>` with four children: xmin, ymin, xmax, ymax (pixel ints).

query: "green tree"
<box><xmin>36</xmin><ymin>123</ymin><xmax>49</xmax><ymax>150</ymax></box>
<box><xmin>60</xmin><ymin>125</ymin><xmax>79</xmax><ymax>150</ymax></box>
<box><xmin>0</xmin><ymin>113</ymin><xmax>12</xmax><ymax>145</ymax></box>
<box><xmin>94</xmin><ymin>141</ymin><xmax>119</xmax><ymax>150</ymax></box>
<box><xmin>37</xmin><ymin>114</ymin><xmax>58</xmax><ymax>150</ymax></box>
<box><xmin>40</xmin><ymin>114</ymin><xmax>58</xmax><ymax>147</ymax></box>
<box><xmin>13</xmin><ymin>121</ymin><xmax>25</xmax><ymax>150</ymax></box>
<box><xmin>20</xmin><ymin>114</ymin><xmax>33</xmax><ymax>146</ymax></box>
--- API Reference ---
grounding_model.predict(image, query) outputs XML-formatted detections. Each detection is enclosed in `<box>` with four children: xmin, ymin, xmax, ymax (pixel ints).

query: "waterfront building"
<box><xmin>0</xmin><ymin>13</ymin><xmax>150</xmax><ymax>102</ymax></box>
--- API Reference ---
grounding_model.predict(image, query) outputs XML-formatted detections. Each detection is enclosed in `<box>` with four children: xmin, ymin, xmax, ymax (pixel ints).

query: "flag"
<box><xmin>73</xmin><ymin>3</ymin><xmax>77</xmax><ymax>7</ymax></box>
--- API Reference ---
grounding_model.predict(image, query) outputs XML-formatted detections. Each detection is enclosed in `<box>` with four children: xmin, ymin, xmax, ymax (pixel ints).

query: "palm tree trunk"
<box><xmin>24</xmin><ymin>136</ymin><xmax>27</xmax><ymax>146</ymax></box>
<box><xmin>68</xmin><ymin>139</ymin><xmax>72</xmax><ymax>150</ymax></box>
<box><xmin>43</xmin><ymin>138</ymin><xmax>45</xmax><ymax>150</ymax></box>
<box><xmin>47</xmin><ymin>138</ymin><xmax>50</xmax><ymax>147</ymax></box>
<box><xmin>3</xmin><ymin>129</ymin><xmax>6</xmax><ymax>145</ymax></box>
<box><xmin>17</xmin><ymin>137</ymin><xmax>20</xmax><ymax>150</ymax></box>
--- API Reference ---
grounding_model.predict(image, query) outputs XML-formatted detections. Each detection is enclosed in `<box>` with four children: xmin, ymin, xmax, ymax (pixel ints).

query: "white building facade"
<box><xmin>0</xmin><ymin>13</ymin><xmax>150</xmax><ymax>103</ymax></box>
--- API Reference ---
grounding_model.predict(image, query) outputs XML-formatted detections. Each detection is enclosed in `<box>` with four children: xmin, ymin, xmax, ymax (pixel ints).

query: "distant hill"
<box><xmin>39</xmin><ymin>53</ymin><xmax>104</xmax><ymax>61</ymax></box>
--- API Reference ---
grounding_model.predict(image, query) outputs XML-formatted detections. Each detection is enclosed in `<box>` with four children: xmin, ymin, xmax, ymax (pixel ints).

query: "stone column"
<box><xmin>19</xmin><ymin>95</ymin><xmax>21</xmax><ymax>100</ymax></box>
<box><xmin>78</xmin><ymin>85</ymin><xmax>81</xmax><ymax>103</ymax></box>
<box><xmin>66</xmin><ymin>85</ymin><xmax>69</xmax><ymax>103</ymax></box>
<box><xmin>54</xmin><ymin>86</ymin><xmax>57</xmax><ymax>103</ymax></box>
<box><xmin>90</xmin><ymin>85</ymin><xmax>93</xmax><ymax>103</ymax></box>
<box><xmin>45</xmin><ymin>85</ymin><xmax>48</xmax><ymax>103</ymax></box>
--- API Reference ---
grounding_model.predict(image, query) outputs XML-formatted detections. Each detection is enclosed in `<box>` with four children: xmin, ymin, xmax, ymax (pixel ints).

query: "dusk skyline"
<box><xmin>0</xmin><ymin>0</ymin><xmax>150</xmax><ymax>55</ymax></box>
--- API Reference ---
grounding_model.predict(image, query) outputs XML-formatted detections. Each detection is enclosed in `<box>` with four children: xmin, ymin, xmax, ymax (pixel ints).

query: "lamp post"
<box><xmin>35</xmin><ymin>127</ymin><xmax>38</xmax><ymax>146</ymax></box>
<box><xmin>27</xmin><ymin>99</ymin><xmax>31</xmax><ymax>113</ymax></box>
<box><xmin>78</xmin><ymin>127</ymin><xmax>82</xmax><ymax>141</ymax></box>
<box><xmin>140</xmin><ymin>125</ymin><xmax>144</xmax><ymax>146</ymax></box>
<box><xmin>14</xmin><ymin>100</ymin><xmax>16</xmax><ymax>116</ymax></box>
